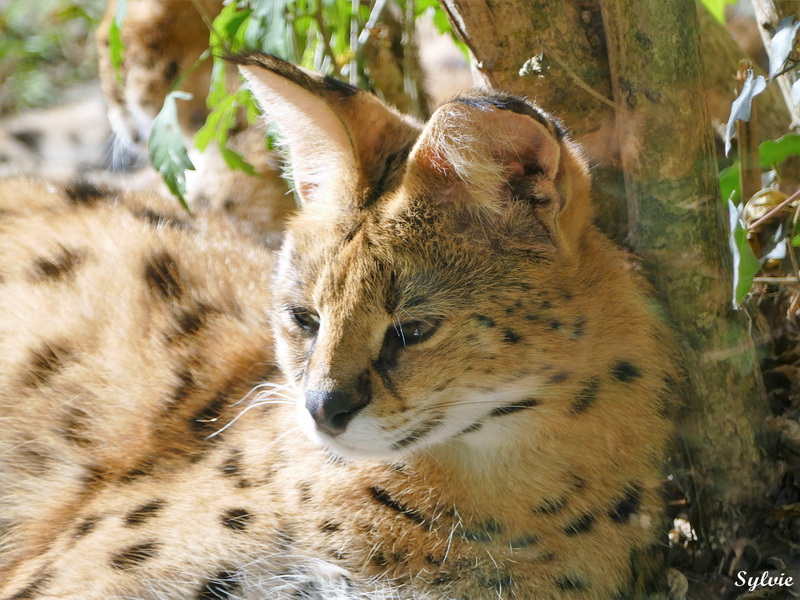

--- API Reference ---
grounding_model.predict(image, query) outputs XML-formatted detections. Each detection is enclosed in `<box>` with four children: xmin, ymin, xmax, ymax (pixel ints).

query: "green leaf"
<box><xmin>793</xmin><ymin>234</ymin><xmax>800</xmax><ymax>247</ymax></box>
<box><xmin>220</xmin><ymin>146</ymin><xmax>257</xmax><ymax>176</ymax></box>
<box><xmin>194</xmin><ymin>93</ymin><xmax>237</xmax><ymax>151</ymax></box>
<box><xmin>206</xmin><ymin>56</ymin><xmax>228</xmax><ymax>109</ymax></box>
<box><xmin>721</xmin><ymin>135</ymin><xmax>800</xmax><ymax>206</ymax></box>
<box><xmin>719</xmin><ymin>163</ymin><xmax>740</xmax><ymax>204</ymax></box>
<box><xmin>149</xmin><ymin>91</ymin><xmax>196</xmax><ymax>212</ymax></box>
<box><xmin>699</xmin><ymin>0</ymin><xmax>736</xmax><ymax>24</ymax></box>
<box><xmin>728</xmin><ymin>199</ymin><xmax>761</xmax><ymax>305</ymax></box>
<box><xmin>759</xmin><ymin>134</ymin><xmax>800</xmax><ymax>167</ymax></box>
<box><xmin>109</xmin><ymin>0</ymin><xmax>127</xmax><ymax>85</ymax></box>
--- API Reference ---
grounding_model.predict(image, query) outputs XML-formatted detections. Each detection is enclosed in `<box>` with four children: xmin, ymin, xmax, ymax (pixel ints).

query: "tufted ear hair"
<box><xmin>233</xmin><ymin>53</ymin><xmax>421</xmax><ymax>208</ymax></box>
<box><xmin>404</xmin><ymin>92</ymin><xmax>594</xmax><ymax>248</ymax></box>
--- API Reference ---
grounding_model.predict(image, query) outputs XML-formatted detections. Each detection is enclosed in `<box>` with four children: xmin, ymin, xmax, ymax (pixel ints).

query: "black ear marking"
<box><xmin>227</xmin><ymin>53</ymin><xmax>360</xmax><ymax>100</ymax></box>
<box><xmin>451</xmin><ymin>91</ymin><xmax>566</xmax><ymax>140</ymax></box>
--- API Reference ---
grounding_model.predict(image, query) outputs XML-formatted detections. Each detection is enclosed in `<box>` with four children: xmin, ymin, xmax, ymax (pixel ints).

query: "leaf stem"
<box><xmin>313</xmin><ymin>5</ymin><xmax>339</xmax><ymax>76</ymax></box>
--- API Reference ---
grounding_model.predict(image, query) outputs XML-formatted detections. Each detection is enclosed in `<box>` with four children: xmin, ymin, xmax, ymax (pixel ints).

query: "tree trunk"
<box><xmin>599</xmin><ymin>0</ymin><xmax>772</xmax><ymax>552</ymax></box>
<box><xmin>441</xmin><ymin>0</ymin><xmax>773</xmax><ymax>579</ymax></box>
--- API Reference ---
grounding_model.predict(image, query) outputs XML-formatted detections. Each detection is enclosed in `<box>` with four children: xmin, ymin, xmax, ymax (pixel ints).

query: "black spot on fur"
<box><xmin>135</xmin><ymin>208</ymin><xmax>188</xmax><ymax>230</ymax></box>
<box><xmin>61</xmin><ymin>405</ymin><xmax>93</xmax><ymax>446</ymax></box>
<box><xmin>370</xmin><ymin>486</ymin><xmax>427</xmax><ymax>527</ymax></box>
<box><xmin>458</xmin><ymin>421</ymin><xmax>484</xmax><ymax>436</ymax></box>
<box><xmin>32</xmin><ymin>246</ymin><xmax>84</xmax><ymax>281</ymax></box>
<box><xmin>110</xmin><ymin>541</ymin><xmax>160</xmax><ymax>569</ymax></box>
<box><xmin>196</xmin><ymin>570</ymin><xmax>240</xmax><ymax>600</ymax></box>
<box><xmin>170</xmin><ymin>305</ymin><xmax>215</xmax><ymax>341</ymax></box>
<box><xmin>571</xmin><ymin>378</ymin><xmax>600</xmax><ymax>414</ymax></box>
<box><xmin>391</xmin><ymin>417</ymin><xmax>441</xmax><ymax>450</ymax></box>
<box><xmin>120</xmin><ymin>460</ymin><xmax>153</xmax><ymax>483</ymax></box>
<box><xmin>556</xmin><ymin>573</ymin><xmax>590</xmax><ymax>591</ymax></box>
<box><xmin>82</xmin><ymin>465</ymin><xmax>106</xmax><ymax>488</ymax></box>
<box><xmin>571</xmin><ymin>317</ymin><xmax>587</xmax><ymax>339</ymax></box>
<box><xmin>219</xmin><ymin>450</ymin><xmax>241</xmax><ymax>477</ymax></box>
<box><xmin>609</xmin><ymin>484</ymin><xmax>642</xmax><ymax>523</ymax></box>
<box><xmin>474</xmin><ymin>314</ymin><xmax>495</xmax><ymax>328</ymax></box>
<box><xmin>320</xmin><ymin>520</ymin><xmax>341</xmax><ymax>534</ymax></box>
<box><xmin>24</xmin><ymin>344</ymin><xmax>72</xmax><ymax>387</ymax></box>
<box><xmin>12</xmin><ymin>129</ymin><xmax>42</xmax><ymax>151</ymax></box>
<box><xmin>461</xmin><ymin>519</ymin><xmax>502</xmax><ymax>543</ymax></box>
<box><xmin>502</xmin><ymin>328</ymin><xmax>522</xmax><ymax>343</ymax></box>
<box><xmin>612</xmin><ymin>361</ymin><xmax>641</xmax><ymax>382</ymax></box>
<box><xmin>548</xmin><ymin>370</ymin><xmax>570</xmax><ymax>384</ymax></box>
<box><xmin>164</xmin><ymin>60</ymin><xmax>179</xmax><ymax>82</ymax></box>
<box><xmin>191</xmin><ymin>393</ymin><xmax>227</xmax><ymax>434</ymax></box>
<box><xmin>572</xmin><ymin>474</ymin><xmax>588</xmax><ymax>489</ymax></box>
<box><xmin>371</xmin><ymin>551</ymin><xmax>390</xmax><ymax>567</ymax></box>
<box><xmin>564</xmin><ymin>513</ymin><xmax>595</xmax><ymax>536</ymax></box>
<box><xmin>489</xmin><ymin>398</ymin><xmax>540</xmax><ymax>417</ymax></box>
<box><xmin>426</xmin><ymin>554</ymin><xmax>443</xmax><ymax>566</ymax></box>
<box><xmin>549</xmin><ymin>320</ymin><xmax>562</xmax><ymax>330</ymax></box>
<box><xmin>63</xmin><ymin>180</ymin><xmax>110</xmax><ymax>206</ymax></box>
<box><xmin>168</xmin><ymin>367</ymin><xmax>197</xmax><ymax>411</ymax></box>
<box><xmin>221</xmin><ymin>508</ymin><xmax>253</xmax><ymax>532</ymax></box>
<box><xmin>297</xmin><ymin>481</ymin><xmax>312</xmax><ymax>503</ymax></box>
<box><xmin>510</xmin><ymin>533</ymin><xmax>540</xmax><ymax>548</ymax></box>
<box><xmin>144</xmin><ymin>251</ymin><xmax>184</xmax><ymax>300</ymax></box>
<box><xmin>125</xmin><ymin>500</ymin><xmax>165</xmax><ymax>527</ymax></box>
<box><xmin>535</xmin><ymin>497</ymin><xmax>566</xmax><ymax>514</ymax></box>
<box><xmin>75</xmin><ymin>516</ymin><xmax>101</xmax><ymax>538</ymax></box>
<box><xmin>6</xmin><ymin>572</ymin><xmax>52</xmax><ymax>599</ymax></box>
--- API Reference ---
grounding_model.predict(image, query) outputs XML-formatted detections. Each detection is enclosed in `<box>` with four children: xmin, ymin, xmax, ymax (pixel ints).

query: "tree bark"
<box><xmin>600</xmin><ymin>0</ymin><xmax>772</xmax><ymax>553</ymax></box>
<box><xmin>440</xmin><ymin>0</ymin><xmax>774</xmax><ymax>576</ymax></box>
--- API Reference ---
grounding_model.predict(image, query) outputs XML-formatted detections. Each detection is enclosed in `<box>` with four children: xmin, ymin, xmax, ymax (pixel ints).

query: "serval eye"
<box><xmin>396</xmin><ymin>320</ymin><xmax>439</xmax><ymax>346</ymax></box>
<box><xmin>289</xmin><ymin>306</ymin><xmax>320</xmax><ymax>333</ymax></box>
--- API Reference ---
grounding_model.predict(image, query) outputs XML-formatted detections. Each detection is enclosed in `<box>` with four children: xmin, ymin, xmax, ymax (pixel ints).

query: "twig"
<box><xmin>190</xmin><ymin>0</ymin><xmax>216</xmax><ymax>33</ymax></box>
<box><xmin>753</xmin><ymin>276</ymin><xmax>800</xmax><ymax>283</ymax></box>
<box><xmin>349</xmin><ymin>0</ymin><xmax>359</xmax><ymax>86</ymax></box>
<box><xmin>314</xmin><ymin>6</ymin><xmax>340</xmax><ymax>76</ymax></box>
<box><xmin>747</xmin><ymin>187</ymin><xmax>800</xmax><ymax>232</ymax></box>
<box><xmin>772</xmin><ymin>57</ymin><xmax>800</xmax><ymax>79</ymax></box>
<box><xmin>542</xmin><ymin>43</ymin><xmax>616</xmax><ymax>108</ymax></box>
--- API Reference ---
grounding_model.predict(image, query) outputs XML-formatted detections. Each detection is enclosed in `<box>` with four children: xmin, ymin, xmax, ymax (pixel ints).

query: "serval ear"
<box><xmin>405</xmin><ymin>92</ymin><xmax>594</xmax><ymax>248</ymax></box>
<box><xmin>233</xmin><ymin>53</ymin><xmax>421</xmax><ymax>208</ymax></box>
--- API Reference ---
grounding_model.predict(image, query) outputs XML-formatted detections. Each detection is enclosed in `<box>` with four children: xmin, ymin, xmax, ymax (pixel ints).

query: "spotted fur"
<box><xmin>0</xmin><ymin>56</ymin><xmax>675</xmax><ymax>599</ymax></box>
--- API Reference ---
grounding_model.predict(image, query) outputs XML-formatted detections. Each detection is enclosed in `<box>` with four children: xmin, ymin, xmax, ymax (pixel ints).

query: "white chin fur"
<box><xmin>294</xmin><ymin>400</ymin><xmax>423</xmax><ymax>461</ymax></box>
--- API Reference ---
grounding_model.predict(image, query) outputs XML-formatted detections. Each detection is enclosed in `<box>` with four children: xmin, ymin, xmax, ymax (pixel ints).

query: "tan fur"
<box><xmin>0</xmin><ymin>57</ymin><xmax>674</xmax><ymax>600</ymax></box>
